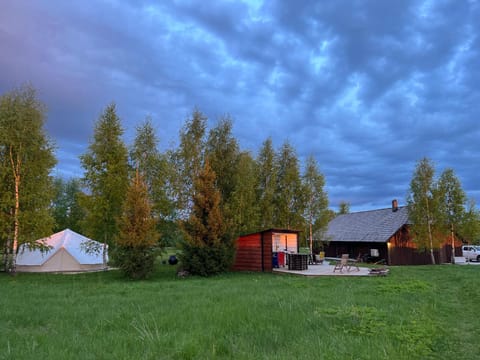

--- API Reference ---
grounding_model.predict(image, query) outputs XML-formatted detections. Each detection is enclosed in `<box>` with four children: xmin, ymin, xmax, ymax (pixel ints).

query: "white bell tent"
<box><xmin>16</xmin><ymin>229</ymin><xmax>107</xmax><ymax>273</ymax></box>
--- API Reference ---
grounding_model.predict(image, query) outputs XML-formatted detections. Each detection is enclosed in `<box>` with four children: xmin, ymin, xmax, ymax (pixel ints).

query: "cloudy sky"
<box><xmin>1</xmin><ymin>0</ymin><xmax>479</xmax><ymax>211</ymax></box>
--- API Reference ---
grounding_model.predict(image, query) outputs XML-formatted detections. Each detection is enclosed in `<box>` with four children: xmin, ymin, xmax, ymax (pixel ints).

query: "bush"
<box><xmin>114</xmin><ymin>246</ymin><xmax>157</xmax><ymax>280</ymax></box>
<box><xmin>179</xmin><ymin>241</ymin><xmax>235</xmax><ymax>277</ymax></box>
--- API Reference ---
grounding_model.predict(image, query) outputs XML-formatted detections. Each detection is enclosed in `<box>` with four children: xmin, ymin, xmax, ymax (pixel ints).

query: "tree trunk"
<box><xmin>451</xmin><ymin>224</ymin><xmax>455</xmax><ymax>264</ymax></box>
<box><xmin>425</xmin><ymin>195</ymin><xmax>436</xmax><ymax>265</ymax></box>
<box><xmin>10</xmin><ymin>147</ymin><xmax>21</xmax><ymax>275</ymax></box>
<box><xmin>11</xmin><ymin>172</ymin><xmax>20</xmax><ymax>274</ymax></box>
<box><xmin>428</xmin><ymin>221</ymin><xmax>435</xmax><ymax>265</ymax></box>
<box><xmin>103</xmin><ymin>234</ymin><xmax>107</xmax><ymax>270</ymax></box>
<box><xmin>309</xmin><ymin>222</ymin><xmax>313</xmax><ymax>255</ymax></box>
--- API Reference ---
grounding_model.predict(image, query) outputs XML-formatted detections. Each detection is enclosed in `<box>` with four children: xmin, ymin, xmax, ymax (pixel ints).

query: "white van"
<box><xmin>462</xmin><ymin>245</ymin><xmax>480</xmax><ymax>262</ymax></box>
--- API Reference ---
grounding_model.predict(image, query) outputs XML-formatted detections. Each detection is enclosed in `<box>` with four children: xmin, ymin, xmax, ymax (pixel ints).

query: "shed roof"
<box><xmin>240</xmin><ymin>228</ymin><xmax>301</xmax><ymax>237</ymax></box>
<box><xmin>325</xmin><ymin>206</ymin><xmax>410</xmax><ymax>243</ymax></box>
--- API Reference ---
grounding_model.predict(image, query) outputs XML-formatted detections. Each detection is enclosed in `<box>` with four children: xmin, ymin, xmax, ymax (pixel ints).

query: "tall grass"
<box><xmin>1</xmin><ymin>264</ymin><xmax>479</xmax><ymax>359</ymax></box>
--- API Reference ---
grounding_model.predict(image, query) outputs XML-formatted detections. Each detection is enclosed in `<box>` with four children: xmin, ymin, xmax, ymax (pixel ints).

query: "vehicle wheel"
<box><xmin>477</xmin><ymin>255</ymin><xmax>480</xmax><ymax>262</ymax></box>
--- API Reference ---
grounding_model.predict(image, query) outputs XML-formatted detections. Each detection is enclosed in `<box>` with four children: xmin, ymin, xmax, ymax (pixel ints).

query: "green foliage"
<box><xmin>180</xmin><ymin>242</ymin><xmax>235</xmax><ymax>277</ymax></box>
<box><xmin>206</xmin><ymin>116</ymin><xmax>239</xmax><ymax>210</ymax></box>
<box><xmin>180</xmin><ymin>160</ymin><xmax>235</xmax><ymax>276</ymax></box>
<box><xmin>408</xmin><ymin>159</ymin><xmax>479</xmax><ymax>263</ymax></box>
<box><xmin>115</xmin><ymin>172</ymin><xmax>159</xmax><ymax>279</ymax></box>
<box><xmin>303</xmin><ymin>156</ymin><xmax>328</xmax><ymax>249</ymax></box>
<box><xmin>437</xmin><ymin>169</ymin><xmax>480</xmax><ymax>244</ymax></box>
<box><xmin>228</xmin><ymin>151</ymin><xmax>260</xmax><ymax>234</ymax></box>
<box><xmin>169</xmin><ymin>109</ymin><xmax>207</xmax><ymax>219</ymax></box>
<box><xmin>275</xmin><ymin>141</ymin><xmax>305</xmax><ymax>229</ymax></box>
<box><xmin>459</xmin><ymin>199</ymin><xmax>480</xmax><ymax>243</ymax></box>
<box><xmin>0</xmin><ymin>85</ymin><xmax>56</xmax><ymax>271</ymax></box>
<box><xmin>437</xmin><ymin>168</ymin><xmax>467</xmax><ymax>227</ymax></box>
<box><xmin>407</xmin><ymin>157</ymin><xmax>443</xmax><ymax>263</ymax></box>
<box><xmin>338</xmin><ymin>201</ymin><xmax>350</xmax><ymax>214</ymax></box>
<box><xmin>79</xmin><ymin>103</ymin><xmax>129</xmax><ymax>249</ymax></box>
<box><xmin>113</xmin><ymin>245</ymin><xmax>157</xmax><ymax>280</ymax></box>
<box><xmin>256</xmin><ymin>137</ymin><xmax>277</xmax><ymax>228</ymax></box>
<box><xmin>51</xmin><ymin>177</ymin><xmax>85</xmax><ymax>233</ymax></box>
<box><xmin>130</xmin><ymin>118</ymin><xmax>173</xmax><ymax>222</ymax></box>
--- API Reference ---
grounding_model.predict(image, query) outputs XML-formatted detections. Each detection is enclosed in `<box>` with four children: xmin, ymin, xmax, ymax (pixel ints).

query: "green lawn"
<box><xmin>1</xmin><ymin>264</ymin><xmax>479</xmax><ymax>360</ymax></box>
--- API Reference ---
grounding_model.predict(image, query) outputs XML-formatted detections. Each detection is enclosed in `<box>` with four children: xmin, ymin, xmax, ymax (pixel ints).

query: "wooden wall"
<box><xmin>388</xmin><ymin>225</ymin><xmax>462</xmax><ymax>265</ymax></box>
<box><xmin>232</xmin><ymin>232</ymin><xmax>273</xmax><ymax>272</ymax></box>
<box><xmin>232</xmin><ymin>229</ymin><xmax>299</xmax><ymax>272</ymax></box>
<box><xmin>261</xmin><ymin>231</ymin><xmax>274</xmax><ymax>271</ymax></box>
<box><xmin>325</xmin><ymin>225</ymin><xmax>463</xmax><ymax>265</ymax></box>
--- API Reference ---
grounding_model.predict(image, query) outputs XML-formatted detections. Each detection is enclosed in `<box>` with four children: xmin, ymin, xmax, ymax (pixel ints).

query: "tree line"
<box><xmin>2</xmin><ymin>85</ymin><xmax>479</xmax><ymax>276</ymax></box>
<box><xmin>0</xmin><ymin>85</ymin><xmax>330</xmax><ymax>277</ymax></box>
<box><xmin>407</xmin><ymin>158</ymin><xmax>480</xmax><ymax>264</ymax></box>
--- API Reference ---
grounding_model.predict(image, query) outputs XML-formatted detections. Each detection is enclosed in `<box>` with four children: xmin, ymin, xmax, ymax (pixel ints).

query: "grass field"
<box><xmin>1</xmin><ymin>262</ymin><xmax>479</xmax><ymax>360</ymax></box>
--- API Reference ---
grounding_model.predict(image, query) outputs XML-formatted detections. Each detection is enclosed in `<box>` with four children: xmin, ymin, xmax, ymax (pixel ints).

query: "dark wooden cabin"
<box><xmin>232</xmin><ymin>229</ymin><xmax>300</xmax><ymax>272</ymax></box>
<box><xmin>323</xmin><ymin>200</ymin><xmax>462</xmax><ymax>265</ymax></box>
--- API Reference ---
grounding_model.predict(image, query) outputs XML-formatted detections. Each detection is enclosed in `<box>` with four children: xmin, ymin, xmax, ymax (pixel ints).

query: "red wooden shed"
<box><xmin>232</xmin><ymin>228</ymin><xmax>300</xmax><ymax>272</ymax></box>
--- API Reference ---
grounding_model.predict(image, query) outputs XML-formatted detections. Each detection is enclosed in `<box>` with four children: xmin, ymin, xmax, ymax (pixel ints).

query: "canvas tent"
<box><xmin>16</xmin><ymin>229</ymin><xmax>107</xmax><ymax>273</ymax></box>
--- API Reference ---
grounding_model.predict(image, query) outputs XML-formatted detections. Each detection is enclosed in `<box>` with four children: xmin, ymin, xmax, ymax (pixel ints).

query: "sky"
<box><xmin>1</xmin><ymin>0</ymin><xmax>479</xmax><ymax>212</ymax></box>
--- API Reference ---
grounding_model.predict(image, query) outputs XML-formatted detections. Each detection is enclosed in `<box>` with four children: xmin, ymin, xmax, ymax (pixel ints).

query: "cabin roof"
<box><xmin>324</xmin><ymin>206</ymin><xmax>410</xmax><ymax>243</ymax></box>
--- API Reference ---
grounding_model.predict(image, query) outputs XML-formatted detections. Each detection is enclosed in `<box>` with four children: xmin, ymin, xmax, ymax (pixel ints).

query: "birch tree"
<box><xmin>407</xmin><ymin>158</ymin><xmax>443</xmax><ymax>264</ymax></box>
<box><xmin>437</xmin><ymin>168</ymin><xmax>466</xmax><ymax>264</ymax></box>
<box><xmin>302</xmin><ymin>156</ymin><xmax>328</xmax><ymax>253</ymax></box>
<box><xmin>0</xmin><ymin>85</ymin><xmax>56</xmax><ymax>273</ymax></box>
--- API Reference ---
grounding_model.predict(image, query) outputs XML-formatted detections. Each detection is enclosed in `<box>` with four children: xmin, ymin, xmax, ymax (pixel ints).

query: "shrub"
<box><xmin>114</xmin><ymin>246</ymin><xmax>158</xmax><ymax>280</ymax></box>
<box><xmin>180</xmin><ymin>241</ymin><xmax>235</xmax><ymax>277</ymax></box>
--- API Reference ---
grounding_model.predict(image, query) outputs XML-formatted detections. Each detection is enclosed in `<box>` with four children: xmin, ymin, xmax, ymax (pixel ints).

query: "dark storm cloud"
<box><xmin>1</xmin><ymin>0</ymin><xmax>479</xmax><ymax>211</ymax></box>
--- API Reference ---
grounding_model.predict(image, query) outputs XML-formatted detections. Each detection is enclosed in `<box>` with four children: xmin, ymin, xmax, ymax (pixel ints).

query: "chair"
<box><xmin>333</xmin><ymin>254</ymin><xmax>349</xmax><ymax>273</ymax></box>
